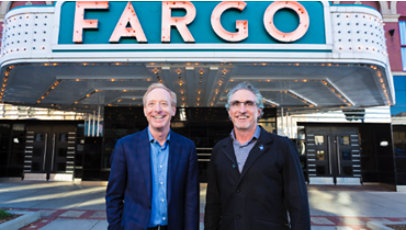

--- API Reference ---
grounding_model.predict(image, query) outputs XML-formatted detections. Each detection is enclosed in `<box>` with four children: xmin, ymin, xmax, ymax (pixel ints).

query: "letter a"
<box><xmin>109</xmin><ymin>2</ymin><xmax>147</xmax><ymax>43</ymax></box>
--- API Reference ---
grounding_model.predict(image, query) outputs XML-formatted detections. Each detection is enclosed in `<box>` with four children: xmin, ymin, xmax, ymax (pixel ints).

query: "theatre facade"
<box><xmin>0</xmin><ymin>1</ymin><xmax>403</xmax><ymax>190</ymax></box>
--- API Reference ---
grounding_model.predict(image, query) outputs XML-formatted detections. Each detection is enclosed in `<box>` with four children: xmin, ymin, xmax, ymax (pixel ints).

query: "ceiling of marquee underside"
<box><xmin>0</xmin><ymin>61</ymin><xmax>389</xmax><ymax>114</ymax></box>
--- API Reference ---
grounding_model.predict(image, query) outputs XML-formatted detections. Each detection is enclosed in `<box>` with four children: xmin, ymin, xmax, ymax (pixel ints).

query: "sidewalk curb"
<box><xmin>367</xmin><ymin>221</ymin><xmax>394</xmax><ymax>230</ymax></box>
<box><xmin>0</xmin><ymin>211</ymin><xmax>40</xmax><ymax>230</ymax></box>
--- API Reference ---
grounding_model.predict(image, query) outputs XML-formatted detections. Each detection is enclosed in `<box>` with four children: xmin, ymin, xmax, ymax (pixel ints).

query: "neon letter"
<box><xmin>73</xmin><ymin>1</ymin><xmax>109</xmax><ymax>43</ymax></box>
<box><xmin>161</xmin><ymin>1</ymin><xmax>196</xmax><ymax>43</ymax></box>
<box><xmin>263</xmin><ymin>1</ymin><xmax>309</xmax><ymax>42</ymax></box>
<box><xmin>211</xmin><ymin>1</ymin><xmax>248</xmax><ymax>42</ymax></box>
<box><xmin>109</xmin><ymin>2</ymin><xmax>147</xmax><ymax>43</ymax></box>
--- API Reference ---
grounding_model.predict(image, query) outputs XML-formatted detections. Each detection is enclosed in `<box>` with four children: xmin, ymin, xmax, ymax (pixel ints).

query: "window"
<box><xmin>315</xmin><ymin>135</ymin><xmax>324</xmax><ymax>145</ymax></box>
<box><xmin>341</xmin><ymin>136</ymin><xmax>350</xmax><ymax>145</ymax></box>
<box><xmin>316</xmin><ymin>150</ymin><xmax>325</xmax><ymax>160</ymax></box>
<box><xmin>35</xmin><ymin>133</ymin><xmax>44</xmax><ymax>142</ymax></box>
<box><xmin>341</xmin><ymin>150</ymin><xmax>352</xmax><ymax>160</ymax></box>
<box><xmin>399</xmin><ymin>21</ymin><xmax>406</xmax><ymax>71</ymax></box>
<box><xmin>59</xmin><ymin>133</ymin><xmax>67</xmax><ymax>142</ymax></box>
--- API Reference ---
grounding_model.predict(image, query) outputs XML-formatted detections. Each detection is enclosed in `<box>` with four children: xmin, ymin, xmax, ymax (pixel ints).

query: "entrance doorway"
<box><xmin>305</xmin><ymin>126</ymin><xmax>361</xmax><ymax>184</ymax></box>
<box><xmin>23</xmin><ymin>125</ymin><xmax>77</xmax><ymax>181</ymax></box>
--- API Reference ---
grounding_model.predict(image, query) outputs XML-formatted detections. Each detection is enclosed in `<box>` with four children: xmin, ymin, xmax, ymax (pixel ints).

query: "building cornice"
<box><xmin>383</xmin><ymin>14</ymin><xmax>400</xmax><ymax>23</ymax></box>
<box><xmin>392</xmin><ymin>71</ymin><xmax>406</xmax><ymax>76</ymax></box>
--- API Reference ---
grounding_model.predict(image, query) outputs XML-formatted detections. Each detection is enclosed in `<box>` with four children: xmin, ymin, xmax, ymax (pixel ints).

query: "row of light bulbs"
<box><xmin>1</xmin><ymin>62</ymin><xmax>391</xmax><ymax>109</ymax></box>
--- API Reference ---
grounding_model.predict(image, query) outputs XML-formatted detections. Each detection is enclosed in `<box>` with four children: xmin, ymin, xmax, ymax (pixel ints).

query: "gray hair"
<box><xmin>143</xmin><ymin>83</ymin><xmax>177</xmax><ymax>107</ymax></box>
<box><xmin>225</xmin><ymin>82</ymin><xmax>264</xmax><ymax>115</ymax></box>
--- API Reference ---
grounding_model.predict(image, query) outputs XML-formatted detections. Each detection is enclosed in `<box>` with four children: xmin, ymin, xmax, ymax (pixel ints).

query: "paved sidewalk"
<box><xmin>1</xmin><ymin>181</ymin><xmax>406</xmax><ymax>230</ymax></box>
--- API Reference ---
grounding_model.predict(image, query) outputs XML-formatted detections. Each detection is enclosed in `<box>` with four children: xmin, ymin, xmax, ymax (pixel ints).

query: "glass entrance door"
<box><xmin>305</xmin><ymin>126</ymin><xmax>361</xmax><ymax>184</ymax></box>
<box><xmin>23</xmin><ymin>125</ymin><xmax>77</xmax><ymax>181</ymax></box>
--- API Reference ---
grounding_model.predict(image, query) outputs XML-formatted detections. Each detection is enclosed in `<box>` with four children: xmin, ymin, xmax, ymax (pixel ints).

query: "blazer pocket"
<box><xmin>253</xmin><ymin>217</ymin><xmax>289</xmax><ymax>230</ymax></box>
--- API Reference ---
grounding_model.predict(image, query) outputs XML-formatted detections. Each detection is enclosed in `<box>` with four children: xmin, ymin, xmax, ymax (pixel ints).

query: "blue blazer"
<box><xmin>106</xmin><ymin>128</ymin><xmax>199</xmax><ymax>230</ymax></box>
<box><xmin>204</xmin><ymin>127</ymin><xmax>310</xmax><ymax>230</ymax></box>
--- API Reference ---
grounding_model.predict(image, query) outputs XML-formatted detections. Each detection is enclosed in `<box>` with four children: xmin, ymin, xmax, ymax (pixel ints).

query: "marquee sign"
<box><xmin>0</xmin><ymin>1</ymin><xmax>394</xmax><ymax>109</ymax></box>
<box><xmin>57</xmin><ymin>1</ymin><xmax>327</xmax><ymax>46</ymax></box>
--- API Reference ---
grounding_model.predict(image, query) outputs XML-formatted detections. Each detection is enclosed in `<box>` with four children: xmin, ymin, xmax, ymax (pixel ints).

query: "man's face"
<box><xmin>228</xmin><ymin>89</ymin><xmax>261</xmax><ymax>131</ymax></box>
<box><xmin>144</xmin><ymin>88</ymin><xmax>176</xmax><ymax>132</ymax></box>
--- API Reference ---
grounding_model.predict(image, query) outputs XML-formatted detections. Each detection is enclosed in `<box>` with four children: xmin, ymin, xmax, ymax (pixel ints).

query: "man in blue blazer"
<box><xmin>204</xmin><ymin>82</ymin><xmax>310</xmax><ymax>230</ymax></box>
<box><xmin>106</xmin><ymin>83</ymin><xmax>199</xmax><ymax>230</ymax></box>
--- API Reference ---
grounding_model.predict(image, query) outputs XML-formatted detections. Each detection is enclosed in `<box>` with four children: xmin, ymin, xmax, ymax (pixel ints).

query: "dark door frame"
<box><xmin>305</xmin><ymin>126</ymin><xmax>361</xmax><ymax>185</ymax></box>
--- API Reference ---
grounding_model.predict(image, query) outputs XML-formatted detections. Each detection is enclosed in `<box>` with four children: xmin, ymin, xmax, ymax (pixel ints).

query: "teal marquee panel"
<box><xmin>58</xmin><ymin>1</ymin><xmax>326</xmax><ymax>45</ymax></box>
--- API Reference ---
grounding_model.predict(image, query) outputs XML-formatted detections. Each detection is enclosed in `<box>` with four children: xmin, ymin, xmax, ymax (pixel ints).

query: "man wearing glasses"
<box><xmin>204</xmin><ymin>82</ymin><xmax>310</xmax><ymax>230</ymax></box>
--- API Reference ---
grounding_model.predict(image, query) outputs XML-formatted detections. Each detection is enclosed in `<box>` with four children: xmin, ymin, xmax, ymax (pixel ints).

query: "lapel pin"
<box><xmin>259</xmin><ymin>145</ymin><xmax>264</xmax><ymax>151</ymax></box>
<box><xmin>232</xmin><ymin>164</ymin><xmax>236</xmax><ymax>168</ymax></box>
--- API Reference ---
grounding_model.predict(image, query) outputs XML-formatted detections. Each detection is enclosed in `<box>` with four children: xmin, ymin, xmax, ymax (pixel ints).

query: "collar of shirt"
<box><xmin>147</xmin><ymin>128</ymin><xmax>171</xmax><ymax>147</ymax></box>
<box><xmin>230</xmin><ymin>125</ymin><xmax>261</xmax><ymax>147</ymax></box>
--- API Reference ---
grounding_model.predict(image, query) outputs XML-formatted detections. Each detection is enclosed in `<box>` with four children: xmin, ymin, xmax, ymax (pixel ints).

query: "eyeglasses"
<box><xmin>229</xmin><ymin>100</ymin><xmax>257</xmax><ymax>108</ymax></box>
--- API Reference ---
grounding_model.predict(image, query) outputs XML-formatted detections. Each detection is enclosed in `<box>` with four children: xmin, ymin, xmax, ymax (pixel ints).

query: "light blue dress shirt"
<box><xmin>148</xmin><ymin>129</ymin><xmax>170</xmax><ymax>227</ymax></box>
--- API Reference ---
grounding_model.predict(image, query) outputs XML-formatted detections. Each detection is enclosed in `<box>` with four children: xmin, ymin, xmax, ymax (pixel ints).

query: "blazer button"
<box><xmin>236</xmin><ymin>189</ymin><xmax>240</xmax><ymax>193</ymax></box>
<box><xmin>148</xmin><ymin>205</ymin><xmax>151</xmax><ymax>210</ymax></box>
<box><xmin>236</xmin><ymin>215</ymin><xmax>241</xmax><ymax>219</ymax></box>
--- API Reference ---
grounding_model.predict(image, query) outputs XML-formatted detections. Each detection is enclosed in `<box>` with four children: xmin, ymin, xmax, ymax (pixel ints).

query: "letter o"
<box><xmin>263</xmin><ymin>1</ymin><xmax>309</xmax><ymax>42</ymax></box>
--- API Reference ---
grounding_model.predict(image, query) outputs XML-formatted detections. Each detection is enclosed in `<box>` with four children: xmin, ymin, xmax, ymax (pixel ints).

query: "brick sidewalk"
<box><xmin>6</xmin><ymin>208</ymin><xmax>107</xmax><ymax>230</ymax></box>
<box><xmin>2</xmin><ymin>182</ymin><xmax>406</xmax><ymax>230</ymax></box>
<box><xmin>3</xmin><ymin>207</ymin><xmax>406</xmax><ymax>230</ymax></box>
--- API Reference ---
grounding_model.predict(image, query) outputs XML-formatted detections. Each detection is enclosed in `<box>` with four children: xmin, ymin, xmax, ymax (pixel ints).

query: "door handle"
<box><xmin>43</xmin><ymin>133</ymin><xmax>48</xmax><ymax>171</ymax></box>
<box><xmin>336</xmin><ymin>136</ymin><xmax>341</xmax><ymax>176</ymax></box>
<box><xmin>50</xmin><ymin>133</ymin><xmax>56</xmax><ymax>172</ymax></box>
<box><xmin>327</xmin><ymin>136</ymin><xmax>332</xmax><ymax>175</ymax></box>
